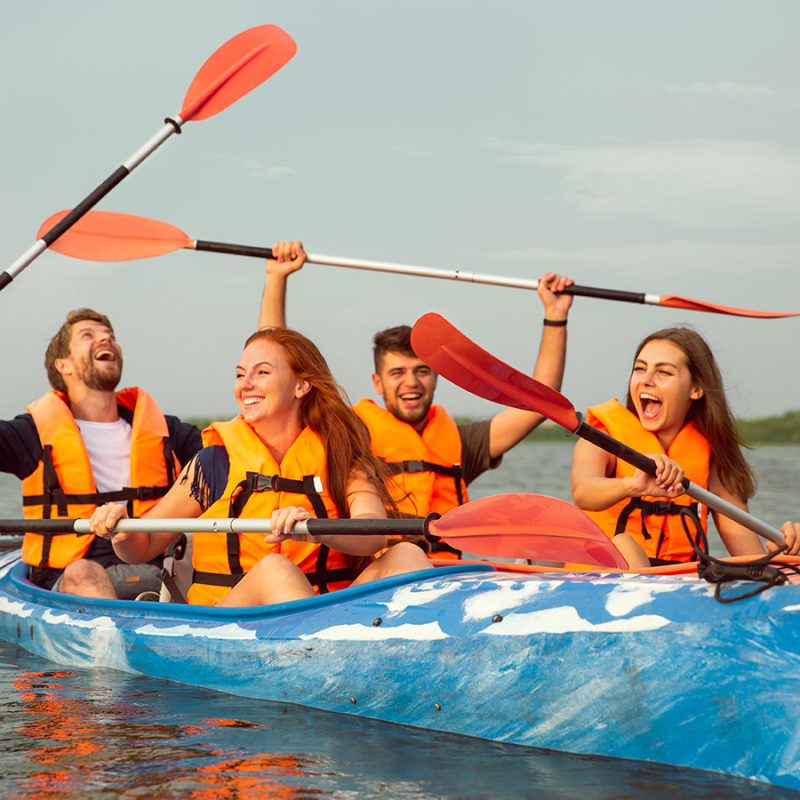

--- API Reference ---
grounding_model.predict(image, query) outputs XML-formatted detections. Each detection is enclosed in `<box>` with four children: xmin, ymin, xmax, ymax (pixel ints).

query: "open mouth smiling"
<box><xmin>639</xmin><ymin>393</ymin><xmax>663</xmax><ymax>420</ymax></box>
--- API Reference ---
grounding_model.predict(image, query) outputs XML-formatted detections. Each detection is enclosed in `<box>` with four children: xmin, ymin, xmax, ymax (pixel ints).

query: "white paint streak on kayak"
<box><xmin>135</xmin><ymin>622</ymin><xmax>258</xmax><ymax>640</ymax></box>
<box><xmin>0</xmin><ymin>596</ymin><xmax>33</xmax><ymax>618</ymax></box>
<box><xmin>604</xmin><ymin>582</ymin><xmax>687</xmax><ymax>618</ymax></box>
<box><xmin>300</xmin><ymin>621</ymin><xmax>447</xmax><ymax>641</ymax></box>
<box><xmin>42</xmin><ymin>609</ymin><xmax>118</xmax><ymax>629</ymax></box>
<box><xmin>484</xmin><ymin>605</ymin><xmax>670</xmax><ymax>636</ymax></box>
<box><xmin>381</xmin><ymin>580</ymin><xmax>463</xmax><ymax>616</ymax></box>
<box><xmin>462</xmin><ymin>579</ymin><xmax>554</xmax><ymax>622</ymax></box>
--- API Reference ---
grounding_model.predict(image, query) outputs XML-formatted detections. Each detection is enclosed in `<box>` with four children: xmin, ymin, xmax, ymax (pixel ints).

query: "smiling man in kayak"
<box><xmin>0</xmin><ymin>309</ymin><xmax>201</xmax><ymax>598</ymax></box>
<box><xmin>258</xmin><ymin>244</ymin><xmax>573</xmax><ymax>553</ymax></box>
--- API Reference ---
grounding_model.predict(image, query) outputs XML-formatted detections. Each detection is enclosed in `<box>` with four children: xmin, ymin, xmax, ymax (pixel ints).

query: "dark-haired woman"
<box><xmin>89</xmin><ymin>325</ymin><xmax>431</xmax><ymax>605</ymax></box>
<box><xmin>571</xmin><ymin>327</ymin><xmax>800</xmax><ymax>566</ymax></box>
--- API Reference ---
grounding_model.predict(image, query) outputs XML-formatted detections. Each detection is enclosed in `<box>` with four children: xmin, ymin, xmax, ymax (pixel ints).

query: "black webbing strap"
<box><xmin>384</xmin><ymin>460</ymin><xmax>465</xmax><ymax>507</ymax></box>
<box><xmin>162</xmin><ymin>436</ymin><xmax>177</xmax><ymax>485</ymax></box>
<box><xmin>615</xmin><ymin>497</ymin><xmax>700</xmax><ymax>542</ymax></box>
<box><xmin>214</xmin><ymin>470</ymin><xmax>337</xmax><ymax>588</ymax></box>
<box><xmin>677</xmin><ymin>507</ymin><xmax>800</xmax><ymax>603</ymax></box>
<box><xmin>23</xmin><ymin>485</ymin><xmax>170</xmax><ymax>508</ymax></box>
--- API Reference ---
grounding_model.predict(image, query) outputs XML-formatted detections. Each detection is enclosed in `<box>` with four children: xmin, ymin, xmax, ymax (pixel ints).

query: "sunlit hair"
<box><xmin>245</xmin><ymin>328</ymin><xmax>397</xmax><ymax>516</ymax></box>
<box><xmin>625</xmin><ymin>327</ymin><xmax>755</xmax><ymax>500</ymax></box>
<box><xmin>372</xmin><ymin>325</ymin><xmax>416</xmax><ymax>373</ymax></box>
<box><xmin>45</xmin><ymin>308</ymin><xmax>114</xmax><ymax>393</ymax></box>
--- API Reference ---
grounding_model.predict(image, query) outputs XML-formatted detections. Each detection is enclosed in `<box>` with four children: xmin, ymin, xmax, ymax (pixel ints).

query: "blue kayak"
<box><xmin>0</xmin><ymin>548</ymin><xmax>798</xmax><ymax>791</ymax></box>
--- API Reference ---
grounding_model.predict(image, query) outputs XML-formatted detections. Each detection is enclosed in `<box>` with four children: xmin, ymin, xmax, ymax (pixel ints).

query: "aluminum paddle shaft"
<box><xmin>1</xmin><ymin>25</ymin><xmax>296</xmax><ymax>292</ymax></box>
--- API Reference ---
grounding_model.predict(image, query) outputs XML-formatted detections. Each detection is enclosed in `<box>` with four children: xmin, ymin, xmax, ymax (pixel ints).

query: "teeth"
<box><xmin>243</xmin><ymin>397</ymin><xmax>263</xmax><ymax>406</ymax></box>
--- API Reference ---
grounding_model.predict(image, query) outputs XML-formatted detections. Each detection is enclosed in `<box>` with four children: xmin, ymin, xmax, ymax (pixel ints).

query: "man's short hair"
<box><xmin>372</xmin><ymin>325</ymin><xmax>415</xmax><ymax>372</ymax></box>
<box><xmin>45</xmin><ymin>308</ymin><xmax>114</xmax><ymax>393</ymax></box>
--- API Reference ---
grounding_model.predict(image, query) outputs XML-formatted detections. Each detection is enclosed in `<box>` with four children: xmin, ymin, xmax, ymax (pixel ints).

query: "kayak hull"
<box><xmin>1</xmin><ymin>549</ymin><xmax>798</xmax><ymax>790</ymax></box>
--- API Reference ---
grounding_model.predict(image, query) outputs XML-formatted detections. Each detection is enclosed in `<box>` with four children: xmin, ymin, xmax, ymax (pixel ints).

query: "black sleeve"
<box><xmin>0</xmin><ymin>414</ymin><xmax>43</xmax><ymax>479</ymax></box>
<box><xmin>165</xmin><ymin>416</ymin><xmax>203</xmax><ymax>467</ymax></box>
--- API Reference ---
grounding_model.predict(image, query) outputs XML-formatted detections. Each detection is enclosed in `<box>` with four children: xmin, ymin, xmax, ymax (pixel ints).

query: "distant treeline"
<box><xmin>187</xmin><ymin>411</ymin><xmax>800</xmax><ymax>446</ymax></box>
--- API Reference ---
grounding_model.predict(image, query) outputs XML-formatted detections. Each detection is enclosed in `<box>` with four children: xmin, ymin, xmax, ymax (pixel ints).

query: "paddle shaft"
<box><xmin>0</xmin><ymin>517</ymin><xmax>432</xmax><ymax>536</ymax></box>
<box><xmin>193</xmin><ymin>239</ymin><xmax>653</xmax><ymax>303</ymax></box>
<box><xmin>575</xmin><ymin>420</ymin><xmax>785</xmax><ymax>546</ymax></box>
<box><xmin>1</xmin><ymin>121</ymin><xmax>182</xmax><ymax>290</ymax></box>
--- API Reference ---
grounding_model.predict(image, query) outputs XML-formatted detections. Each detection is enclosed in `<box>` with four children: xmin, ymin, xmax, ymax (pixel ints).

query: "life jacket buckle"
<box><xmin>649</xmin><ymin>500</ymin><xmax>676</xmax><ymax>515</ymax></box>
<box><xmin>245</xmin><ymin>472</ymin><xmax>276</xmax><ymax>492</ymax></box>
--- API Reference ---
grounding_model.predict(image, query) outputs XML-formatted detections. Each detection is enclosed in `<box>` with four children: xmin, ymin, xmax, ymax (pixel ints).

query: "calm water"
<box><xmin>1</xmin><ymin>442</ymin><xmax>799</xmax><ymax>798</ymax></box>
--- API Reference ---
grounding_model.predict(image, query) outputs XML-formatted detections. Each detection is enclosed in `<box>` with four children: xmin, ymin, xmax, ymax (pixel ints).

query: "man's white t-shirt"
<box><xmin>75</xmin><ymin>418</ymin><xmax>132</xmax><ymax>494</ymax></box>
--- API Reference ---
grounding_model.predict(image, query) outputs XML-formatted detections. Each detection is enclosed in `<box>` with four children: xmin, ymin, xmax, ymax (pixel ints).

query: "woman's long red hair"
<box><xmin>244</xmin><ymin>328</ymin><xmax>395</xmax><ymax>516</ymax></box>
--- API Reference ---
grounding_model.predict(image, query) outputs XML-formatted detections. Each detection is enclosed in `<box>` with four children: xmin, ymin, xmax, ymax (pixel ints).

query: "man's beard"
<box><xmin>387</xmin><ymin>395</ymin><xmax>431</xmax><ymax>426</ymax></box>
<box><xmin>76</xmin><ymin>355</ymin><xmax>123</xmax><ymax>392</ymax></box>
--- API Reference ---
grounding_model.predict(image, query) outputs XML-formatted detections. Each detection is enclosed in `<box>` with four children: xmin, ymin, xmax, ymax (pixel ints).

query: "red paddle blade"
<box><xmin>659</xmin><ymin>294</ymin><xmax>800</xmax><ymax>319</ymax></box>
<box><xmin>37</xmin><ymin>210</ymin><xmax>192</xmax><ymax>262</ymax></box>
<box><xmin>411</xmin><ymin>313</ymin><xmax>580</xmax><ymax>431</ymax></box>
<box><xmin>431</xmin><ymin>494</ymin><xmax>628</xmax><ymax>569</ymax></box>
<box><xmin>180</xmin><ymin>25</ymin><xmax>297</xmax><ymax>122</ymax></box>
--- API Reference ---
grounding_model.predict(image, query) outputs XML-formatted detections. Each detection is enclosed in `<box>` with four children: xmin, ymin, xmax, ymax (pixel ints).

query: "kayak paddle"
<box><xmin>1</xmin><ymin>25</ymin><xmax>296</xmax><ymax>292</ymax></box>
<box><xmin>0</xmin><ymin>493</ymin><xmax>628</xmax><ymax>569</ymax></box>
<box><xmin>410</xmin><ymin>312</ymin><xmax>787</xmax><ymax>547</ymax></box>
<box><xmin>35</xmin><ymin>210</ymin><xmax>799</xmax><ymax>319</ymax></box>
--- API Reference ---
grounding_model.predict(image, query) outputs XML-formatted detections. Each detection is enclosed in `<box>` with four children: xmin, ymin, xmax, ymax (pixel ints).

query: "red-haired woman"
<box><xmin>571</xmin><ymin>327</ymin><xmax>800</xmax><ymax>567</ymax></box>
<box><xmin>89</xmin><ymin>326</ymin><xmax>431</xmax><ymax>606</ymax></box>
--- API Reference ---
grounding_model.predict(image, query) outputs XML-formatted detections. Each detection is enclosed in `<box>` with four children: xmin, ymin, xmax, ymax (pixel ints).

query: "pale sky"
<box><xmin>1</xmin><ymin>1</ymin><xmax>798</xmax><ymax>423</ymax></box>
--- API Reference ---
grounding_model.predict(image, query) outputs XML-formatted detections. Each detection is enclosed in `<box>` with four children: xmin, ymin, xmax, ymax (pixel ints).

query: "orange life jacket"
<box><xmin>353</xmin><ymin>398</ymin><xmax>468</xmax><ymax>517</ymax></box>
<box><xmin>21</xmin><ymin>388</ymin><xmax>180</xmax><ymax>569</ymax></box>
<box><xmin>187</xmin><ymin>418</ymin><xmax>355</xmax><ymax>606</ymax></box>
<box><xmin>583</xmin><ymin>399</ymin><xmax>711</xmax><ymax>563</ymax></box>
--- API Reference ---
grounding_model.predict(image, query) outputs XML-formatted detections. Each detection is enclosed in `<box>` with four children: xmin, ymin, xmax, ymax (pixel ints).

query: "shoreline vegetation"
<box><xmin>187</xmin><ymin>411</ymin><xmax>800</xmax><ymax>446</ymax></box>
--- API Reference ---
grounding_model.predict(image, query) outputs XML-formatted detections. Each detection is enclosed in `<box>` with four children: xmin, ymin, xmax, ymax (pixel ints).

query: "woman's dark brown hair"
<box><xmin>625</xmin><ymin>326</ymin><xmax>756</xmax><ymax>500</ymax></box>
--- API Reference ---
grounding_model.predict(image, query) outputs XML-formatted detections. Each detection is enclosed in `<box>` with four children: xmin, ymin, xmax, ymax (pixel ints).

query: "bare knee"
<box><xmin>59</xmin><ymin>559</ymin><xmax>117</xmax><ymax>599</ymax></box>
<box><xmin>356</xmin><ymin>542</ymin><xmax>431</xmax><ymax>584</ymax></box>
<box><xmin>221</xmin><ymin>554</ymin><xmax>313</xmax><ymax>607</ymax></box>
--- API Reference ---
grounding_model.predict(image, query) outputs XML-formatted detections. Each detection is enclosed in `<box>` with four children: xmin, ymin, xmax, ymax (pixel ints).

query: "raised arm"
<box><xmin>257</xmin><ymin>240</ymin><xmax>306</xmax><ymax>329</ymax></box>
<box><xmin>487</xmin><ymin>272</ymin><xmax>573</xmax><ymax>459</ymax></box>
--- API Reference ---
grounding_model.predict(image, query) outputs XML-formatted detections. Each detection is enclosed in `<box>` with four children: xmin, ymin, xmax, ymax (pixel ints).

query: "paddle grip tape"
<box><xmin>196</xmin><ymin>240</ymin><xmax>274</xmax><ymax>260</ymax></box>
<box><xmin>40</xmin><ymin>167</ymin><xmax>130</xmax><ymax>246</ymax></box>
<box><xmin>564</xmin><ymin>285</ymin><xmax>646</xmax><ymax>304</ymax></box>
<box><xmin>304</xmin><ymin>518</ymin><xmax>427</xmax><ymax>536</ymax></box>
<box><xmin>575</xmin><ymin>421</ymin><xmax>690</xmax><ymax>491</ymax></box>
<box><xmin>0</xmin><ymin>272</ymin><xmax>12</xmax><ymax>290</ymax></box>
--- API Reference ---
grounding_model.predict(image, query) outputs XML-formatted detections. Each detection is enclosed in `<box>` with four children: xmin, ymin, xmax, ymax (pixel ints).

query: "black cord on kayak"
<box><xmin>681</xmin><ymin>508</ymin><xmax>800</xmax><ymax>603</ymax></box>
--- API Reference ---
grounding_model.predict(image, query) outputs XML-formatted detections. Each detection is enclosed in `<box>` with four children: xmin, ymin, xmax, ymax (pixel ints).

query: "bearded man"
<box><xmin>0</xmin><ymin>309</ymin><xmax>201</xmax><ymax>598</ymax></box>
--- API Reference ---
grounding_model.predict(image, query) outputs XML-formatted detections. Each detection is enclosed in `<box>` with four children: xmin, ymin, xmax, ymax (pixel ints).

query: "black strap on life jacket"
<box><xmin>24</xmin><ymin>438</ymin><xmax>176</xmax><ymax>568</ymax></box>
<box><xmin>384</xmin><ymin>459</ymin><xmax>465</xmax><ymax>506</ymax></box>
<box><xmin>615</xmin><ymin>497</ymin><xmax>701</xmax><ymax>561</ymax></box>
<box><xmin>195</xmin><ymin>470</ymin><xmax>355</xmax><ymax>595</ymax></box>
<box><xmin>384</xmin><ymin>460</ymin><xmax>464</xmax><ymax>556</ymax></box>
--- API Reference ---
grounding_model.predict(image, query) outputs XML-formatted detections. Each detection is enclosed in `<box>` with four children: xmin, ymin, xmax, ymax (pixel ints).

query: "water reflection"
<box><xmin>0</xmin><ymin>643</ymin><xmax>792</xmax><ymax>799</ymax></box>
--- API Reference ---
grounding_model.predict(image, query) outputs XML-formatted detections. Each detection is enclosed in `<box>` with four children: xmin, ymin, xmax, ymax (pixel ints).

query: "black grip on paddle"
<box><xmin>195</xmin><ymin>240</ymin><xmax>274</xmax><ymax>260</ymax></box>
<box><xmin>0</xmin><ymin>272</ymin><xmax>12</xmax><ymax>291</ymax></box>
<box><xmin>40</xmin><ymin>167</ymin><xmax>130</xmax><ymax>246</ymax></box>
<box><xmin>576</xmin><ymin>421</ymin><xmax>691</xmax><ymax>490</ymax></box>
<box><xmin>0</xmin><ymin>519</ymin><xmax>78</xmax><ymax>534</ymax></box>
<box><xmin>563</xmin><ymin>284</ymin><xmax>646</xmax><ymax>304</ymax></box>
<box><xmin>304</xmin><ymin>518</ymin><xmax>425</xmax><ymax>536</ymax></box>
